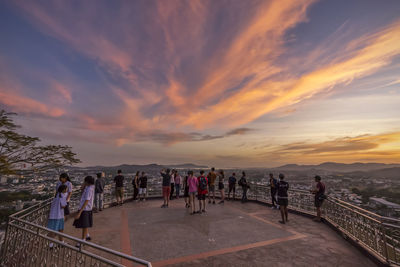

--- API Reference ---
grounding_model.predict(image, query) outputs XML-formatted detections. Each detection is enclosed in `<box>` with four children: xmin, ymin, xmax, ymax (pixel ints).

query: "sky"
<box><xmin>0</xmin><ymin>0</ymin><xmax>399</xmax><ymax>168</ymax></box>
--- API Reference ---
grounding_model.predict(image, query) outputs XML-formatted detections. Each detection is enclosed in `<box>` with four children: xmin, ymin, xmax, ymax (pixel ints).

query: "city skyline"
<box><xmin>1</xmin><ymin>0</ymin><xmax>400</xmax><ymax>167</ymax></box>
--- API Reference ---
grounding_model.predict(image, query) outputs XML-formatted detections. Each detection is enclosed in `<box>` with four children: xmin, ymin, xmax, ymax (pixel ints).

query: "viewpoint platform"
<box><xmin>64</xmin><ymin>199</ymin><xmax>376</xmax><ymax>267</ymax></box>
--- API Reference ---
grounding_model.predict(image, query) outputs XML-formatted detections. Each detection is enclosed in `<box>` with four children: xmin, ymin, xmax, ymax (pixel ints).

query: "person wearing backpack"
<box><xmin>238</xmin><ymin>171</ymin><xmax>248</xmax><ymax>203</ymax></box>
<box><xmin>277</xmin><ymin>173</ymin><xmax>289</xmax><ymax>224</ymax></box>
<box><xmin>197</xmin><ymin>170</ymin><xmax>208</xmax><ymax>213</ymax></box>
<box><xmin>269</xmin><ymin>173</ymin><xmax>278</xmax><ymax>209</ymax></box>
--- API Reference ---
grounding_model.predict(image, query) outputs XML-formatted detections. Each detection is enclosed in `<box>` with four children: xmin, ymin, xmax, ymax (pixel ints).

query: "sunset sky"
<box><xmin>1</xmin><ymin>0</ymin><xmax>399</xmax><ymax>167</ymax></box>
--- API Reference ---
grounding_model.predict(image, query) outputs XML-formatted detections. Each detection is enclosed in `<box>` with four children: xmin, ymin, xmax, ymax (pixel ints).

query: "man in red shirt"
<box><xmin>197</xmin><ymin>170</ymin><xmax>208</xmax><ymax>214</ymax></box>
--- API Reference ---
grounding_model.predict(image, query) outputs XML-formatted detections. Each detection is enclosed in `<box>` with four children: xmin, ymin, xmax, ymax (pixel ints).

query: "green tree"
<box><xmin>0</xmin><ymin>110</ymin><xmax>80</xmax><ymax>174</ymax></box>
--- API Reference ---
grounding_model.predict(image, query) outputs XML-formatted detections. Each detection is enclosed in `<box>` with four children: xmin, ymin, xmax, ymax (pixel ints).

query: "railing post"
<box><xmin>380</xmin><ymin>221</ymin><xmax>389</xmax><ymax>264</ymax></box>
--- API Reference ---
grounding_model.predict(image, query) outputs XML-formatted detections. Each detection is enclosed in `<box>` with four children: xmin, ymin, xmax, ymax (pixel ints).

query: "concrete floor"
<box><xmin>64</xmin><ymin>198</ymin><xmax>377</xmax><ymax>267</ymax></box>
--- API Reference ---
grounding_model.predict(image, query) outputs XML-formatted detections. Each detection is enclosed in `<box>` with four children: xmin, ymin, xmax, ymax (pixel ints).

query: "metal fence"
<box><xmin>1</xmin><ymin>180</ymin><xmax>400</xmax><ymax>266</ymax></box>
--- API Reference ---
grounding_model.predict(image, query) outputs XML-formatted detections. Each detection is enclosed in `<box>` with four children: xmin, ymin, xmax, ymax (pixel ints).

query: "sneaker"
<box><xmin>202</xmin><ymin>209</ymin><xmax>206</xmax><ymax>213</ymax></box>
<box><xmin>161</xmin><ymin>204</ymin><xmax>166</xmax><ymax>208</ymax></box>
<box><xmin>218</xmin><ymin>201</ymin><xmax>224</xmax><ymax>204</ymax></box>
<box><xmin>213</xmin><ymin>201</ymin><xmax>216</xmax><ymax>204</ymax></box>
<box><xmin>279</xmin><ymin>220</ymin><xmax>285</xmax><ymax>224</ymax></box>
<box><xmin>86</xmin><ymin>236</ymin><xmax>91</xmax><ymax>241</ymax></box>
<box><xmin>49</xmin><ymin>242</ymin><xmax>55</xmax><ymax>249</ymax></box>
<box><xmin>198</xmin><ymin>210</ymin><xmax>202</xmax><ymax>214</ymax></box>
<box><xmin>99</xmin><ymin>209</ymin><xmax>103</xmax><ymax>211</ymax></box>
<box><xmin>75</xmin><ymin>243</ymin><xmax>82</xmax><ymax>249</ymax></box>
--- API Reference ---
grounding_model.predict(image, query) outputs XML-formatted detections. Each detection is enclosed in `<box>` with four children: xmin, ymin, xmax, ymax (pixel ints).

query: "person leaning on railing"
<box><xmin>311</xmin><ymin>175</ymin><xmax>326</xmax><ymax>222</ymax></box>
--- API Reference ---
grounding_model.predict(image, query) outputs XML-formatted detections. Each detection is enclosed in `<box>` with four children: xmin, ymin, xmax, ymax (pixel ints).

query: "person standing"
<box><xmin>170</xmin><ymin>169</ymin><xmax>175</xmax><ymax>200</ymax></box>
<box><xmin>228</xmin><ymin>172</ymin><xmax>236</xmax><ymax>200</ymax></box>
<box><xmin>269</xmin><ymin>173</ymin><xmax>278</xmax><ymax>209</ymax></box>
<box><xmin>132</xmin><ymin>171</ymin><xmax>139</xmax><ymax>201</ymax></box>
<box><xmin>238</xmin><ymin>171</ymin><xmax>248</xmax><ymax>203</ymax></box>
<box><xmin>277</xmin><ymin>173</ymin><xmax>289</xmax><ymax>224</ymax></box>
<box><xmin>139</xmin><ymin>171</ymin><xmax>148</xmax><ymax>201</ymax></box>
<box><xmin>197</xmin><ymin>170</ymin><xmax>208</xmax><ymax>213</ymax></box>
<box><xmin>47</xmin><ymin>184</ymin><xmax>68</xmax><ymax>248</ymax></box>
<box><xmin>114</xmin><ymin>170</ymin><xmax>124</xmax><ymax>206</ymax></box>
<box><xmin>183</xmin><ymin>174</ymin><xmax>190</xmax><ymax>208</ymax></box>
<box><xmin>56</xmin><ymin>173</ymin><xmax>73</xmax><ymax>221</ymax></box>
<box><xmin>175</xmin><ymin>171</ymin><xmax>181</xmax><ymax>199</ymax></box>
<box><xmin>73</xmin><ymin>176</ymin><xmax>95</xmax><ymax>247</ymax></box>
<box><xmin>218</xmin><ymin>170</ymin><xmax>225</xmax><ymax>204</ymax></box>
<box><xmin>207</xmin><ymin>167</ymin><xmax>217</xmax><ymax>204</ymax></box>
<box><xmin>311</xmin><ymin>175</ymin><xmax>326</xmax><ymax>222</ymax></box>
<box><xmin>187</xmin><ymin>170</ymin><xmax>198</xmax><ymax>215</ymax></box>
<box><xmin>160</xmin><ymin>169</ymin><xmax>171</xmax><ymax>208</ymax></box>
<box><xmin>94</xmin><ymin>172</ymin><xmax>106</xmax><ymax>212</ymax></box>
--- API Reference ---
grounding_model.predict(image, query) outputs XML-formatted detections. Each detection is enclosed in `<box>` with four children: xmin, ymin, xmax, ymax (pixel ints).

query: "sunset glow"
<box><xmin>0</xmin><ymin>0</ymin><xmax>399</xmax><ymax>167</ymax></box>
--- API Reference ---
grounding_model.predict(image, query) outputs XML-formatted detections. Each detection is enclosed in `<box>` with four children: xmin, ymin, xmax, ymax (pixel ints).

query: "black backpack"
<box><xmin>199</xmin><ymin>176</ymin><xmax>207</xmax><ymax>190</ymax></box>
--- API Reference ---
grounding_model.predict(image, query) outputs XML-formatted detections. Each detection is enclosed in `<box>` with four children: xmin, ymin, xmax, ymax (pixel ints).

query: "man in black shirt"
<box><xmin>114</xmin><ymin>170</ymin><xmax>124</xmax><ymax>205</ymax></box>
<box><xmin>277</xmin><ymin>173</ymin><xmax>289</xmax><ymax>224</ymax></box>
<box><xmin>139</xmin><ymin>171</ymin><xmax>148</xmax><ymax>201</ymax></box>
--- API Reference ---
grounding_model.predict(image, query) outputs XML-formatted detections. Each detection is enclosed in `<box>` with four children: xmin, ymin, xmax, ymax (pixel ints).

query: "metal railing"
<box><xmin>246</xmin><ymin>183</ymin><xmax>400</xmax><ymax>266</ymax></box>
<box><xmin>0</xmin><ymin>182</ymin><xmax>156</xmax><ymax>267</ymax></box>
<box><xmin>1</xmin><ymin>180</ymin><xmax>400</xmax><ymax>266</ymax></box>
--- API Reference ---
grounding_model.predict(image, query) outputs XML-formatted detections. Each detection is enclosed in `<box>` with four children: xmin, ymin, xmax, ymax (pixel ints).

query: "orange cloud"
<box><xmin>258</xmin><ymin>132</ymin><xmax>400</xmax><ymax>164</ymax></box>
<box><xmin>182</xmin><ymin>20</ymin><xmax>400</xmax><ymax>129</ymax></box>
<box><xmin>0</xmin><ymin>90</ymin><xmax>65</xmax><ymax>117</ymax></box>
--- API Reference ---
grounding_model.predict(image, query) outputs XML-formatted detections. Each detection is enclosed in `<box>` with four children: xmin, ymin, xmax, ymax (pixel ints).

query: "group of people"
<box><xmin>46</xmin><ymin>168</ymin><xmax>326</xmax><ymax>247</ymax></box>
<box><xmin>268</xmin><ymin>173</ymin><xmax>326</xmax><ymax>224</ymax></box>
<box><xmin>160</xmin><ymin>168</ymin><xmax>253</xmax><ymax>214</ymax></box>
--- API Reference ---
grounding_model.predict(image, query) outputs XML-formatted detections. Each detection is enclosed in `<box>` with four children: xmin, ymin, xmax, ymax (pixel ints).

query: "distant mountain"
<box><xmin>276</xmin><ymin>162</ymin><xmax>400</xmax><ymax>173</ymax></box>
<box><xmin>72</xmin><ymin>163</ymin><xmax>208</xmax><ymax>172</ymax></box>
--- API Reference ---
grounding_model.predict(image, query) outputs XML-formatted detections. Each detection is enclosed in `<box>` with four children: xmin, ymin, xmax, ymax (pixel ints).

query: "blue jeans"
<box><xmin>175</xmin><ymin>184</ymin><xmax>181</xmax><ymax>198</ymax></box>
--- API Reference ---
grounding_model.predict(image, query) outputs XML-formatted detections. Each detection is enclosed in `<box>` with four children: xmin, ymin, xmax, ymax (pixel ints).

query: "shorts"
<box><xmin>73</xmin><ymin>211</ymin><xmax>93</xmax><ymax>228</ymax></box>
<box><xmin>47</xmin><ymin>219</ymin><xmax>64</xmax><ymax>231</ymax></box>
<box><xmin>64</xmin><ymin>202</ymin><xmax>70</xmax><ymax>216</ymax></box>
<box><xmin>189</xmin><ymin>192</ymin><xmax>196</xmax><ymax>196</ymax></box>
<box><xmin>198</xmin><ymin>193</ymin><xmax>206</xmax><ymax>200</ymax></box>
<box><xmin>163</xmin><ymin>186</ymin><xmax>171</xmax><ymax>198</ymax></box>
<box><xmin>277</xmin><ymin>198</ymin><xmax>288</xmax><ymax>206</ymax></box>
<box><xmin>115</xmin><ymin>187</ymin><xmax>124</xmax><ymax>198</ymax></box>
<box><xmin>315</xmin><ymin>197</ymin><xmax>324</xmax><ymax>208</ymax></box>
<box><xmin>218</xmin><ymin>182</ymin><xmax>224</xmax><ymax>190</ymax></box>
<box><xmin>139</xmin><ymin>188</ymin><xmax>147</xmax><ymax>194</ymax></box>
<box><xmin>209</xmin><ymin>185</ymin><xmax>215</xmax><ymax>192</ymax></box>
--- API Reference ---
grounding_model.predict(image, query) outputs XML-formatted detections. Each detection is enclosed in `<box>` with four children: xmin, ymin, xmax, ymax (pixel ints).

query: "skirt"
<box><xmin>73</xmin><ymin>210</ymin><xmax>93</xmax><ymax>228</ymax></box>
<box><xmin>47</xmin><ymin>219</ymin><xmax>64</xmax><ymax>231</ymax></box>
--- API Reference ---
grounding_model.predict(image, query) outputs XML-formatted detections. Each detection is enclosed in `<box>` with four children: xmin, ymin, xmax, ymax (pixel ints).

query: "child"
<box><xmin>73</xmin><ymin>176</ymin><xmax>95</xmax><ymax>247</ymax></box>
<box><xmin>47</xmin><ymin>184</ymin><xmax>68</xmax><ymax>248</ymax></box>
<box><xmin>187</xmin><ymin>170</ymin><xmax>198</xmax><ymax>215</ymax></box>
<box><xmin>56</xmin><ymin>173</ymin><xmax>73</xmax><ymax>221</ymax></box>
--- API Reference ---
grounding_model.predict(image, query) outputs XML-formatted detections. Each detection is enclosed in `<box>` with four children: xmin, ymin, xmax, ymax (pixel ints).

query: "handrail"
<box><xmin>2</xmin><ymin>179</ymin><xmax>399</xmax><ymax>266</ymax></box>
<box><xmin>9</xmin><ymin>217</ymin><xmax>152</xmax><ymax>266</ymax></box>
